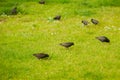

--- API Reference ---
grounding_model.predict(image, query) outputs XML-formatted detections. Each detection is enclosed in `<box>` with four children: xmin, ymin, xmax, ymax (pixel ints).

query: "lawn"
<box><xmin>0</xmin><ymin>0</ymin><xmax>120</xmax><ymax>80</ymax></box>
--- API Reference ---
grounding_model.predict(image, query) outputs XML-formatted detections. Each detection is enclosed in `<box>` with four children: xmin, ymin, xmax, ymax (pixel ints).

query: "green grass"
<box><xmin>0</xmin><ymin>0</ymin><xmax>120</xmax><ymax>80</ymax></box>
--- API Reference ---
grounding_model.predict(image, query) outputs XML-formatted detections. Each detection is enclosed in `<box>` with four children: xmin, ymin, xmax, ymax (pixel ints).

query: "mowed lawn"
<box><xmin>0</xmin><ymin>0</ymin><xmax>120</xmax><ymax>80</ymax></box>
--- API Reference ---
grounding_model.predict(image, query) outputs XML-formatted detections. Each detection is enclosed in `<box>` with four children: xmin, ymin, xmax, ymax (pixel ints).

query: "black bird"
<box><xmin>11</xmin><ymin>7</ymin><xmax>17</xmax><ymax>15</ymax></box>
<box><xmin>60</xmin><ymin>42</ymin><xmax>74</xmax><ymax>48</ymax></box>
<box><xmin>82</xmin><ymin>20</ymin><xmax>89</xmax><ymax>25</ymax></box>
<box><xmin>33</xmin><ymin>53</ymin><xmax>49</xmax><ymax>59</ymax></box>
<box><xmin>96</xmin><ymin>36</ymin><xmax>110</xmax><ymax>43</ymax></box>
<box><xmin>39</xmin><ymin>0</ymin><xmax>45</xmax><ymax>4</ymax></box>
<box><xmin>53</xmin><ymin>15</ymin><xmax>61</xmax><ymax>20</ymax></box>
<box><xmin>91</xmin><ymin>19</ymin><xmax>99</xmax><ymax>25</ymax></box>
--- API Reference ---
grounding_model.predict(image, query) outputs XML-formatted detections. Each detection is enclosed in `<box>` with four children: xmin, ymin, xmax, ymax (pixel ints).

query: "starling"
<box><xmin>53</xmin><ymin>15</ymin><xmax>61</xmax><ymax>20</ymax></box>
<box><xmin>39</xmin><ymin>0</ymin><xmax>45</xmax><ymax>4</ymax></box>
<box><xmin>60</xmin><ymin>42</ymin><xmax>74</xmax><ymax>48</ymax></box>
<box><xmin>82</xmin><ymin>20</ymin><xmax>89</xmax><ymax>25</ymax></box>
<box><xmin>91</xmin><ymin>19</ymin><xmax>99</xmax><ymax>25</ymax></box>
<box><xmin>96</xmin><ymin>36</ymin><xmax>110</xmax><ymax>43</ymax></box>
<box><xmin>11</xmin><ymin>7</ymin><xmax>17</xmax><ymax>15</ymax></box>
<box><xmin>33</xmin><ymin>53</ymin><xmax>49</xmax><ymax>59</ymax></box>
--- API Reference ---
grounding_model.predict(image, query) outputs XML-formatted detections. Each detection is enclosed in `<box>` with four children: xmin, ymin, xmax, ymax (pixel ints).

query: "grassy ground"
<box><xmin>0</xmin><ymin>0</ymin><xmax>120</xmax><ymax>80</ymax></box>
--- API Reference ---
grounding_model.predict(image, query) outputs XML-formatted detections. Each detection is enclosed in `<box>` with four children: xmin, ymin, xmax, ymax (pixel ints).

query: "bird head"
<box><xmin>91</xmin><ymin>19</ymin><xmax>94</xmax><ymax>21</ymax></box>
<box><xmin>14</xmin><ymin>7</ymin><xmax>17</xmax><ymax>10</ymax></box>
<box><xmin>71</xmin><ymin>42</ymin><xmax>74</xmax><ymax>45</ymax></box>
